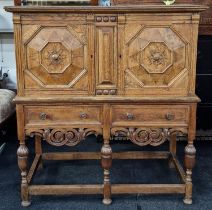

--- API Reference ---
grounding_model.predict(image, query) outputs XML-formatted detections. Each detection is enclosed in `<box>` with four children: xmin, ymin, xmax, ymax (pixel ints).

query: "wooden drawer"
<box><xmin>111</xmin><ymin>105</ymin><xmax>190</xmax><ymax>126</ymax></box>
<box><xmin>25</xmin><ymin>105</ymin><xmax>102</xmax><ymax>126</ymax></box>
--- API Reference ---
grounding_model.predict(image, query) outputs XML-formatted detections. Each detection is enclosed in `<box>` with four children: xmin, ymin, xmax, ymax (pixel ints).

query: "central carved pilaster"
<box><xmin>95</xmin><ymin>21</ymin><xmax>118</xmax><ymax>95</ymax></box>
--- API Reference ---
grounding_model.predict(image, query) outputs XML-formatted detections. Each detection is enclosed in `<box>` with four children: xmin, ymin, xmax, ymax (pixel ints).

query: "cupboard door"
<box><xmin>23</xmin><ymin>19</ymin><xmax>91</xmax><ymax>95</ymax></box>
<box><xmin>122</xmin><ymin>14</ymin><xmax>196</xmax><ymax>96</ymax></box>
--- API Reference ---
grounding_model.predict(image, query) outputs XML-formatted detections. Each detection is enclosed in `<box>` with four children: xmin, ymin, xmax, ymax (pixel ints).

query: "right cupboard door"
<box><xmin>120</xmin><ymin>14</ymin><xmax>198</xmax><ymax>97</ymax></box>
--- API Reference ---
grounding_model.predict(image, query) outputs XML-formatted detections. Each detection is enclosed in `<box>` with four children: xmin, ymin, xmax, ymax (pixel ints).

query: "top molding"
<box><xmin>5</xmin><ymin>5</ymin><xmax>208</xmax><ymax>13</ymax></box>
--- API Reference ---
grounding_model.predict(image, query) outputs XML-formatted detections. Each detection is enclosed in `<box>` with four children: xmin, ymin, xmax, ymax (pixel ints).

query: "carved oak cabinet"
<box><xmin>5</xmin><ymin>4</ymin><xmax>207</xmax><ymax>206</ymax></box>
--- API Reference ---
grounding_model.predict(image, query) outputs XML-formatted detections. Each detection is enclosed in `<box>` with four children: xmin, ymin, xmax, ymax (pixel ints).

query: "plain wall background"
<box><xmin>0</xmin><ymin>0</ymin><xmax>16</xmax><ymax>89</ymax></box>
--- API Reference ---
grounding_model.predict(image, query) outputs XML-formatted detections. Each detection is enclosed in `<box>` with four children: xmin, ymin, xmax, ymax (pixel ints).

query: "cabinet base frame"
<box><xmin>24</xmin><ymin>150</ymin><xmax>187</xmax><ymax>206</ymax></box>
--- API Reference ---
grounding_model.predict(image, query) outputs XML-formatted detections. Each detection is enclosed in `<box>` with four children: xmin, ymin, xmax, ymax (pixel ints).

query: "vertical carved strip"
<box><xmin>113</xmin><ymin>25</ymin><xmax>118</xmax><ymax>91</ymax></box>
<box><xmin>96</xmin><ymin>24</ymin><xmax>118</xmax><ymax>93</ymax></box>
<box><xmin>118</xmin><ymin>15</ymin><xmax>126</xmax><ymax>95</ymax></box>
<box><xmin>188</xmin><ymin>14</ymin><xmax>200</xmax><ymax>95</ymax></box>
<box><xmin>97</xmin><ymin>27</ymin><xmax>114</xmax><ymax>84</ymax></box>
<box><xmin>17</xmin><ymin>142</ymin><xmax>31</xmax><ymax>206</ymax></box>
<box><xmin>13</xmin><ymin>14</ymin><xmax>24</xmax><ymax>96</ymax></box>
<box><xmin>87</xmin><ymin>14</ymin><xmax>95</xmax><ymax>95</ymax></box>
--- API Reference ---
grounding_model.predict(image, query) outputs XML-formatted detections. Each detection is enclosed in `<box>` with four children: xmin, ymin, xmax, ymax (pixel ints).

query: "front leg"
<box><xmin>183</xmin><ymin>142</ymin><xmax>196</xmax><ymax>205</ymax></box>
<box><xmin>101</xmin><ymin>139</ymin><xmax>112</xmax><ymax>205</ymax></box>
<box><xmin>183</xmin><ymin>104</ymin><xmax>197</xmax><ymax>204</ymax></box>
<box><xmin>17</xmin><ymin>141</ymin><xmax>31</xmax><ymax>207</ymax></box>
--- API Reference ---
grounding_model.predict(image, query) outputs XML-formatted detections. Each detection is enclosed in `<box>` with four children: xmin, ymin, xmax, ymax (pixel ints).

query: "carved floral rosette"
<box><xmin>25</xmin><ymin>128</ymin><xmax>102</xmax><ymax>147</ymax></box>
<box><xmin>111</xmin><ymin>127</ymin><xmax>187</xmax><ymax>147</ymax></box>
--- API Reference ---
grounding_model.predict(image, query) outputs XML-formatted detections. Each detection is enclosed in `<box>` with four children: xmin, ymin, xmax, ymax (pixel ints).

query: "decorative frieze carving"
<box><xmin>111</xmin><ymin>127</ymin><xmax>187</xmax><ymax>147</ymax></box>
<box><xmin>26</xmin><ymin>128</ymin><xmax>102</xmax><ymax>147</ymax></box>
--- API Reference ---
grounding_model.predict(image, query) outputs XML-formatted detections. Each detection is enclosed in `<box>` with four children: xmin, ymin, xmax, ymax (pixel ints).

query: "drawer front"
<box><xmin>25</xmin><ymin>105</ymin><xmax>102</xmax><ymax>125</ymax></box>
<box><xmin>111</xmin><ymin>105</ymin><xmax>189</xmax><ymax>126</ymax></box>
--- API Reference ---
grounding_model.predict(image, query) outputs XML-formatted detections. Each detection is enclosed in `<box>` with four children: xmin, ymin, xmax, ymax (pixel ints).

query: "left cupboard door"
<box><xmin>21</xmin><ymin>19</ymin><xmax>93</xmax><ymax>96</ymax></box>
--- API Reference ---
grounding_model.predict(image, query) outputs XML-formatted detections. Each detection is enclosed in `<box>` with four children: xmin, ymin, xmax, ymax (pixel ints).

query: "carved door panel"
<box><xmin>95</xmin><ymin>15</ymin><xmax>118</xmax><ymax>95</ymax></box>
<box><xmin>122</xmin><ymin>15</ymin><xmax>194</xmax><ymax>96</ymax></box>
<box><xmin>23</xmin><ymin>23</ymin><xmax>91</xmax><ymax>95</ymax></box>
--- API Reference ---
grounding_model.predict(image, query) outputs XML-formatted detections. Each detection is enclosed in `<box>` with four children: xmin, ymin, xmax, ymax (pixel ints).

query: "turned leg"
<box><xmin>101</xmin><ymin>140</ymin><xmax>112</xmax><ymax>205</ymax></box>
<box><xmin>183</xmin><ymin>104</ymin><xmax>197</xmax><ymax>204</ymax></box>
<box><xmin>35</xmin><ymin>136</ymin><xmax>43</xmax><ymax>170</ymax></box>
<box><xmin>17</xmin><ymin>141</ymin><xmax>31</xmax><ymax>207</ymax></box>
<box><xmin>183</xmin><ymin>142</ymin><xmax>196</xmax><ymax>205</ymax></box>
<box><xmin>169</xmin><ymin>133</ymin><xmax>177</xmax><ymax>168</ymax></box>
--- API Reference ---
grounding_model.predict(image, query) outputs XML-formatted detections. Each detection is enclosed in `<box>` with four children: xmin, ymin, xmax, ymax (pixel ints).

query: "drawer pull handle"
<box><xmin>166</xmin><ymin>113</ymin><xmax>175</xmax><ymax>121</ymax></box>
<box><xmin>80</xmin><ymin>113</ymin><xmax>88</xmax><ymax>119</ymax></box>
<box><xmin>126</xmin><ymin>113</ymin><xmax>134</xmax><ymax>120</ymax></box>
<box><xmin>40</xmin><ymin>113</ymin><xmax>47</xmax><ymax>120</ymax></box>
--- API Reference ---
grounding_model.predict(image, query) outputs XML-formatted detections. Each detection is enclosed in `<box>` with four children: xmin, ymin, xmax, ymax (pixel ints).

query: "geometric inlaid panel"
<box><xmin>25</xmin><ymin>26</ymin><xmax>88</xmax><ymax>90</ymax></box>
<box><xmin>125</xmin><ymin>26</ymin><xmax>188</xmax><ymax>88</ymax></box>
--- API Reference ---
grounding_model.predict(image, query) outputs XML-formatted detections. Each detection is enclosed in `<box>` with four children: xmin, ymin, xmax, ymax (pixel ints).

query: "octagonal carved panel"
<box><xmin>125</xmin><ymin>26</ymin><xmax>187</xmax><ymax>88</ymax></box>
<box><xmin>140</xmin><ymin>42</ymin><xmax>173</xmax><ymax>74</ymax></box>
<box><xmin>25</xmin><ymin>26</ymin><xmax>88</xmax><ymax>90</ymax></box>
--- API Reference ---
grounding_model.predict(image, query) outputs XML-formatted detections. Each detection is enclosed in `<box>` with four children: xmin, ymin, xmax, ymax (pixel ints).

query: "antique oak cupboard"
<box><xmin>5</xmin><ymin>1</ymin><xmax>207</xmax><ymax>207</ymax></box>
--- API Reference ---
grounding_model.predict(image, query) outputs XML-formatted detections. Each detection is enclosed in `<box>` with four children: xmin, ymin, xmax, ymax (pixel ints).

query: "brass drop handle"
<box><xmin>166</xmin><ymin>113</ymin><xmax>175</xmax><ymax>121</ymax></box>
<box><xmin>40</xmin><ymin>112</ymin><xmax>47</xmax><ymax>120</ymax></box>
<box><xmin>126</xmin><ymin>113</ymin><xmax>134</xmax><ymax>120</ymax></box>
<box><xmin>80</xmin><ymin>112</ymin><xmax>88</xmax><ymax>119</ymax></box>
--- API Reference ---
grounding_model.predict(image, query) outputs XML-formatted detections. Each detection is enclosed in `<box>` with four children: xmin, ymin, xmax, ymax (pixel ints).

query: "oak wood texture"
<box><xmin>5</xmin><ymin>3</ymin><xmax>206</xmax><ymax>206</ymax></box>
